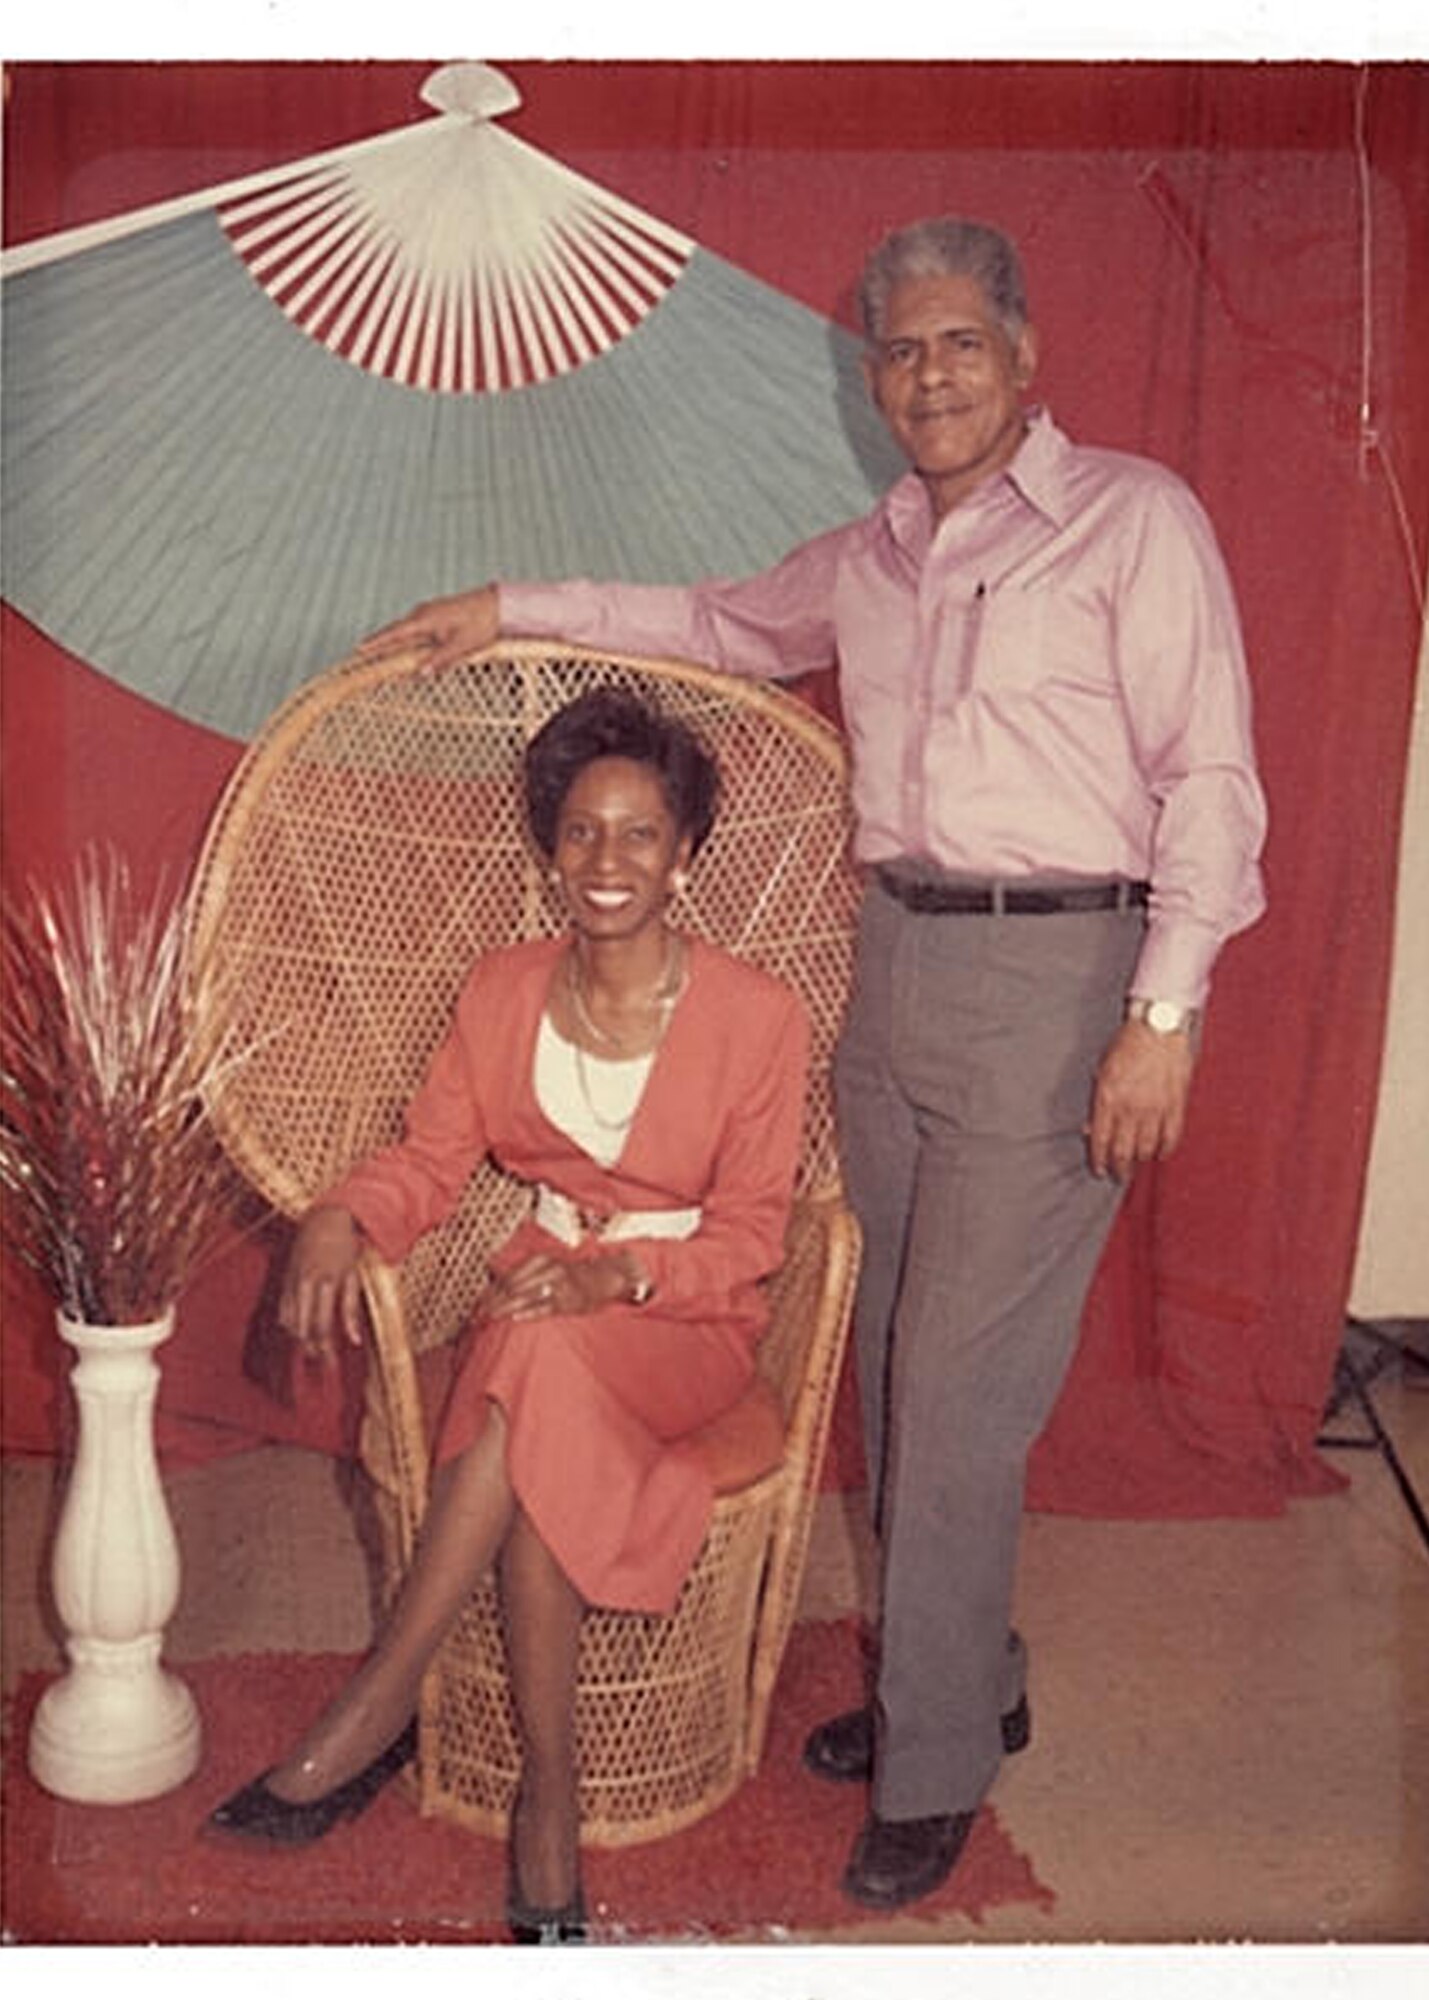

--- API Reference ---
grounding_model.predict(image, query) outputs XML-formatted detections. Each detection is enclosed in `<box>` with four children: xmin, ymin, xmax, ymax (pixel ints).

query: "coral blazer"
<box><xmin>328</xmin><ymin>933</ymin><xmax>811</xmax><ymax>1345</ymax></box>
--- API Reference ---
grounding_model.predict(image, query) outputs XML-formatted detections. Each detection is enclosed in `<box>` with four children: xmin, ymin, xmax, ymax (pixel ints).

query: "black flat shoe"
<box><xmin>841</xmin><ymin>1809</ymin><xmax>976</xmax><ymax>1910</ymax></box>
<box><xmin>803</xmin><ymin>1693</ymin><xmax>1031</xmax><ymax>1783</ymax></box>
<box><xmin>507</xmin><ymin>1885</ymin><xmax>588</xmax><ymax>1944</ymax></box>
<box><xmin>206</xmin><ymin>1717</ymin><xmax>417</xmax><ymax>1846</ymax></box>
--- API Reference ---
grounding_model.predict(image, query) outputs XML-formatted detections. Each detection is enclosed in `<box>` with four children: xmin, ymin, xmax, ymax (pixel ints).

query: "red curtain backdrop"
<box><xmin>4</xmin><ymin>61</ymin><xmax>1426</xmax><ymax>1512</ymax></box>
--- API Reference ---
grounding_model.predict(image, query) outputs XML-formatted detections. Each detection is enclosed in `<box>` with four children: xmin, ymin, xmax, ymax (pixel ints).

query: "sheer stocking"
<box><xmin>267</xmin><ymin>1402</ymin><xmax>514</xmax><ymax>1803</ymax></box>
<box><xmin>500</xmin><ymin>1510</ymin><xmax>586</xmax><ymax>1910</ymax></box>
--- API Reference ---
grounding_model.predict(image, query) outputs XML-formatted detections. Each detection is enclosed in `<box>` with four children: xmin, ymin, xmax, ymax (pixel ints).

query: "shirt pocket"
<box><xmin>966</xmin><ymin>583</ymin><xmax>1052</xmax><ymax>697</ymax></box>
<box><xmin>967</xmin><ymin>580</ymin><xmax>1118</xmax><ymax>704</ymax></box>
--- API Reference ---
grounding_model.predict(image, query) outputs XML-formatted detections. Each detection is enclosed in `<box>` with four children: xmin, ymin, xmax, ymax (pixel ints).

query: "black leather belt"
<box><xmin>876</xmin><ymin>869</ymin><xmax>1150</xmax><ymax>916</ymax></box>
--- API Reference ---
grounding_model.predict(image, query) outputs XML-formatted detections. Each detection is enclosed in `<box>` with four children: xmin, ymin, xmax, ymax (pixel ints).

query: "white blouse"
<box><xmin>534</xmin><ymin>1014</ymin><xmax>654</xmax><ymax>1169</ymax></box>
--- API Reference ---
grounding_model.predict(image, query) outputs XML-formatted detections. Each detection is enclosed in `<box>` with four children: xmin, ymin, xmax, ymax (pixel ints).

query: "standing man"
<box><xmin>362</xmin><ymin>217</ymin><xmax>1267</xmax><ymax>1910</ymax></box>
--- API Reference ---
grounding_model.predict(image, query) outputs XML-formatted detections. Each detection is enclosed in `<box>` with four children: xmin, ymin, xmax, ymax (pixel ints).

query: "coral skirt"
<box><xmin>434</xmin><ymin>1285</ymin><xmax>755</xmax><ymax>1615</ymax></box>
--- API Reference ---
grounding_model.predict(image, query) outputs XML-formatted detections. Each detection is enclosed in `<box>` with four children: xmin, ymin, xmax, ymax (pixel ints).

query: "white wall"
<box><xmin>1350</xmin><ymin>613</ymin><xmax>1429</xmax><ymax>1317</ymax></box>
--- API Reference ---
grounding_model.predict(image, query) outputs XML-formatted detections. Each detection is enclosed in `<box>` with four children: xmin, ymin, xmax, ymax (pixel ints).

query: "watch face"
<box><xmin>1147</xmin><ymin>1000</ymin><xmax>1183</xmax><ymax>1033</ymax></box>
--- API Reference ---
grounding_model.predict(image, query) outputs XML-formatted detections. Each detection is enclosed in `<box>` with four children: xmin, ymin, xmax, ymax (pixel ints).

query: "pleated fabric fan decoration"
<box><xmin>1</xmin><ymin>61</ymin><xmax>903</xmax><ymax>741</ymax></box>
<box><xmin>217</xmin><ymin>64</ymin><xmax>695</xmax><ymax>395</ymax></box>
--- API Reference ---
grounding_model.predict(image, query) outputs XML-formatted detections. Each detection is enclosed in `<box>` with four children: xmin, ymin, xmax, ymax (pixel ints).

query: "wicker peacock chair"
<box><xmin>185</xmin><ymin>640</ymin><xmax>862</xmax><ymax>1845</ymax></box>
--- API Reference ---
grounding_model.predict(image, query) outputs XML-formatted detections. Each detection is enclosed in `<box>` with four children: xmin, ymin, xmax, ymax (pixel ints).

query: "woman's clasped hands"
<box><xmin>474</xmin><ymin>1250</ymin><xmax>638</xmax><ymax>1325</ymax></box>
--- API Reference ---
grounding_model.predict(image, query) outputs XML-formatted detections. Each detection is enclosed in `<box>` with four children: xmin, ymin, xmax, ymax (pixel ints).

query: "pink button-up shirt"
<box><xmin>501</xmin><ymin>410</ymin><xmax>1266</xmax><ymax>1008</ymax></box>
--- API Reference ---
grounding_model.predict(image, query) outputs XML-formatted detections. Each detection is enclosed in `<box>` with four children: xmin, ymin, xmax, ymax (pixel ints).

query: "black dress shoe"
<box><xmin>841</xmin><ymin>1809</ymin><xmax>976</xmax><ymax>1910</ymax></box>
<box><xmin>507</xmin><ymin>1885</ymin><xmax>588</xmax><ymax>1944</ymax></box>
<box><xmin>206</xmin><ymin>1717</ymin><xmax>417</xmax><ymax>1845</ymax></box>
<box><xmin>803</xmin><ymin>1693</ymin><xmax>1031</xmax><ymax>1783</ymax></box>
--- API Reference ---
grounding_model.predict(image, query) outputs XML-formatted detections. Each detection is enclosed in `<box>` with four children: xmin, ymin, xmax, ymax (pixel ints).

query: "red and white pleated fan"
<box><xmin>217</xmin><ymin>63</ymin><xmax>694</xmax><ymax>395</ymax></box>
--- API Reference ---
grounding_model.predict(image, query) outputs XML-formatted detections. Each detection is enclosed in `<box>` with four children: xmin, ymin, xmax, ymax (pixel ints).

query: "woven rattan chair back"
<box><xmin>187</xmin><ymin>640</ymin><xmax>862</xmax><ymax>1845</ymax></box>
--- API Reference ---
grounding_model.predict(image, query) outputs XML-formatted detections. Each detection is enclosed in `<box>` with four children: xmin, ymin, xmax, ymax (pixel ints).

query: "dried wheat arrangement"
<box><xmin>1</xmin><ymin>848</ymin><xmax>262</xmax><ymax>1325</ymax></box>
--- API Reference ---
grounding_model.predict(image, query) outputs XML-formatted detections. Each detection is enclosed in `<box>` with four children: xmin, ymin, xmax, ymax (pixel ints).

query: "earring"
<box><xmin>669</xmin><ymin>870</ymin><xmax>690</xmax><ymax>901</ymax></box>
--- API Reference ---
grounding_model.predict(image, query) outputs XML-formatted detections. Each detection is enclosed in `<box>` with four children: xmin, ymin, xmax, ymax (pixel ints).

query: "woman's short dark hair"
<box><xmin>524</xmin><ymin>686</ymin><xmax>721</xmax><ymax>860</ymax></box>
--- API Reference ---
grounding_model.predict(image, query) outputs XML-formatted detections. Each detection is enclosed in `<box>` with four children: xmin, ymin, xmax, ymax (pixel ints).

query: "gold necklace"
<box><xmin>566</xmin><ymin>935</ymin><xmax>687</xmax><ymax>1133</ymax></box>
<box><xmin>566</xmin><ymin>932</ymin><xmax>684</xmax><ymax>1055</ymax></box>
<box><xmin>571</xmin><ymin>1037</ymin><xmax>645</xmax><ymax>1135</ymax></box>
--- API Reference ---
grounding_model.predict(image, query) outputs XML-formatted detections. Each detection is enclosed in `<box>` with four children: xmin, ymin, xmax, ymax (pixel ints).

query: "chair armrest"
<box><xmin>742</xmin><ymin>1191</ymin><xmax>861</xmax><ymax>1769</ymax></box>
<box><xmin>355</xmin><ymin>1249</ymin><xmax>430</xmax><ymax>1570</ymax></box>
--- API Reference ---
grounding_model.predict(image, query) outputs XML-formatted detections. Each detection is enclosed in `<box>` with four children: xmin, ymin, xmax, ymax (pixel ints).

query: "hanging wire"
<box><xmin>1354</xmin><ymin>68</ymin><xmax>1376</xmax><ymax>482</ymax></box>
<box><xmin>1353</xmin><ymin>65</ymin><xmax>1426</xmax><ymax>620</ymax></box>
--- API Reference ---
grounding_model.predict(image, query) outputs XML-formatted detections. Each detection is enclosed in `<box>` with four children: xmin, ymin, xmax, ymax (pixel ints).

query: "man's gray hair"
<box><xmin>859</xmin><ymin>218</ymin><xmax>1029</xmax><ymax>344</ymax></box>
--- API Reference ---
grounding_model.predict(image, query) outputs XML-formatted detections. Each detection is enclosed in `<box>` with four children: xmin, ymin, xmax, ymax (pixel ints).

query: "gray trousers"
<box><xmin>833</xmin><ymin>876</ymin><xmax>1144</xmax><ymax>1819</ymax></box>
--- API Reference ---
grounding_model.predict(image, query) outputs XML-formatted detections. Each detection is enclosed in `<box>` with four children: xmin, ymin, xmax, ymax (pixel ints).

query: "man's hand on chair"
<box><xmin>355</xmin><ymin>583</ymin><xmax>502</xmax><ymax>674</ymax></box>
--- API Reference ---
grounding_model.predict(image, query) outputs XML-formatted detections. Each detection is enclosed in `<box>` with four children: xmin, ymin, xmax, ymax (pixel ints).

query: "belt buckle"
<box><xmin>534</xmin><ymin>1185</ymin><xmax>605</xmax><ymax>1248</ymax></box>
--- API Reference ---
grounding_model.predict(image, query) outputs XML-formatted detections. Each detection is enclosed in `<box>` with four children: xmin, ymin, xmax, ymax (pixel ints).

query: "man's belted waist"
<box><xmin>533</xmin><ymin>1183</ymin><xmax>702</xmax><ymax>1249</ymax></box>
<box><xmin>874</xmin><ymin>868</ymin><xmax>1149</xmax><ymax>917</ymax></box>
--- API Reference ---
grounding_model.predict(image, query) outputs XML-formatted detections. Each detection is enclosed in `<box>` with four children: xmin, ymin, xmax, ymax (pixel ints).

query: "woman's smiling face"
<box><xmin>553</xmin><ymin>756</ymin><xmax>691</xmax><ymax>941</ymax></box>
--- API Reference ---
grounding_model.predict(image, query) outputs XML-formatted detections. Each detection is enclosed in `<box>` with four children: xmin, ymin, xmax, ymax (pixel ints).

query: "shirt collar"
<box><xmin>882</xmin><ymin>406</ymin><xmax>1073</xmax><ymax>553</ymax></box>
<box><xmin>1004</xmin><ymin>407</ymin><xmax>1073</xmax><ymax>526</ymax></box>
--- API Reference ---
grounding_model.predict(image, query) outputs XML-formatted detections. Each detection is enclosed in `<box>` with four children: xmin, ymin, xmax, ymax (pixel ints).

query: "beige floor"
<box><xmin>4</xmin><ymin>1356</ymin><xmax>1427</xmax><ymax>1950</ymax></box>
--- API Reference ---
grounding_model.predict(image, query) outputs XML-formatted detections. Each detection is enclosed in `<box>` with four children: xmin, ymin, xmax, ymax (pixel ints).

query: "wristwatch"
<box><xmin>1126</xmin><ymin>996</ymin><xmax>1199</xmax><ymax>1037</ymax></box>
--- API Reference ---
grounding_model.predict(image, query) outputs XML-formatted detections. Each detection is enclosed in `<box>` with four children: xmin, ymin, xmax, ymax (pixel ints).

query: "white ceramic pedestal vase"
<box><xmin>28</xmin><ymin>1306</ymin><xmax>202</xmax><ymax>1802</ymax></box>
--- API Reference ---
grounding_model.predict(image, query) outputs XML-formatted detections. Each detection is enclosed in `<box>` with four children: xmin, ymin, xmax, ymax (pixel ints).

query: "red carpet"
<box><xmin>3</xmin><ymin>1619</ymin><xmax>1053</xmax><ymax>1944</ymax></box>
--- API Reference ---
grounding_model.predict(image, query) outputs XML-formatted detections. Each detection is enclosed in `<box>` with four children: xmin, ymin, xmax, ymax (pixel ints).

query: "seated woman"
<box><xmin>208</xmin><ymin>687</ymin><xmax>810</xmax><ymax>1943</ymax></box>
